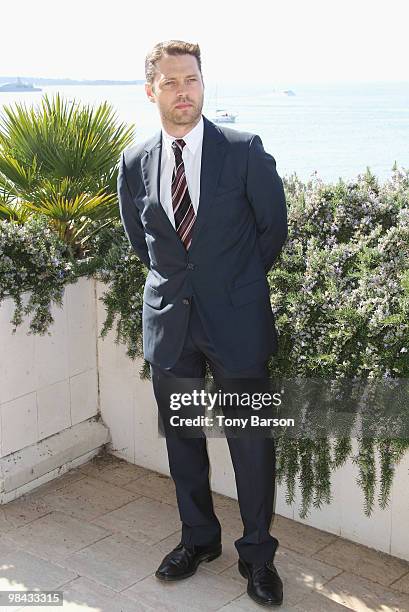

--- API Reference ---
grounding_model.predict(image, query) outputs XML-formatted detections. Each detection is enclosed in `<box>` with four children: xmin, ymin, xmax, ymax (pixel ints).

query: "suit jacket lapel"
<box><xmin>188</xmin><ymin>116</ymin><xmax>228</xmax><ymax>251</ymax></box>
<box><xmin>140</xmin><ymin>133</ymin><xmax>164</xmax><ymax>221</ymax></box>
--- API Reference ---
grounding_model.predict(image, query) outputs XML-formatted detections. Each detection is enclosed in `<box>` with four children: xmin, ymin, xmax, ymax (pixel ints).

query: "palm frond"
<box><xmin>0</xmin><ymin>200</ymin><xmax>32</xmax><ymax>223</ymax></box>
<box><xmin>0</xmin><ymin>92</ymin><xmax>135</xmax><ymax>254</ymax></box>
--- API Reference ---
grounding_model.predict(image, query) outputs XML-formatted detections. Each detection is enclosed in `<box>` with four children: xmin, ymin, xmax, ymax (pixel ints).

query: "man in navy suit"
<box><xmin>118</xmin><ymin>40</ymin><xmax>288</xmax><ymax>606</ymax></box>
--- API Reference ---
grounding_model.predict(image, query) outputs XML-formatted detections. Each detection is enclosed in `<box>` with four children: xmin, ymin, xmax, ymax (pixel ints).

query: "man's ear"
<box><xmin>145</xmin><ymin>82</ymin><xmax>156</xmax><ymax>103</ymax></box>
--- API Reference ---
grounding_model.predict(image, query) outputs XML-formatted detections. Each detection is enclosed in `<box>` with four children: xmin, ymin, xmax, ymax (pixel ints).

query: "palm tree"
<box><xmin>0</xmin><ymin>93</ymin><xmax>135</xmax><ymax>257</ymax></box>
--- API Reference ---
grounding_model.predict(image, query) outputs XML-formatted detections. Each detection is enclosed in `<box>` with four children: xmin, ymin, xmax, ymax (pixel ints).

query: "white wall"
<box><xmin>0</xmin><ymin>277</ymin><xmax>109</xmax><ymax>502</ymax></box>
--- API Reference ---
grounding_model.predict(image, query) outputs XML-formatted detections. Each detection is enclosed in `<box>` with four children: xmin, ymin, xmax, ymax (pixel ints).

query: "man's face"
<box><xmin>145</xmin><ymin>54</ymin><xmax>204</xmax><ymax>131</ymax></box>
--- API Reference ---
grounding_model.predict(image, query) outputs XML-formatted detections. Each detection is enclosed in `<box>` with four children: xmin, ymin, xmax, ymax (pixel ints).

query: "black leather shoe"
<box><xmin>155</xmin><ymin>541</ymin><xmax>222</xmax><ymax>581</ymax></box>
<box><xmin>238</xmin><ymin>557</ymin><xmax>283</xmax><ymax>606</ymax></box>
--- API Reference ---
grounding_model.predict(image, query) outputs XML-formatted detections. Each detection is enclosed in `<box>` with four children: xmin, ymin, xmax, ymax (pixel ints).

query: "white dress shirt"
<box><xmin>160</xmin><ymin>115</ymin><xmax>204</xmax><ymax>229</ymax></box>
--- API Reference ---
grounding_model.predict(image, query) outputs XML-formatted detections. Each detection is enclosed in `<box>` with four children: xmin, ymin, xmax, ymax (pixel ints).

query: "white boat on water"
<box><xmin>212</xmin><ymin>109</ymin><xmax>238</xmax><ymax>123</ymax></box>
<box><xmin>0</xmin><ymin>77</ymin><xmax>42</xmax><ymax>93</ymax></box>
<box><xmin>271</xmin><ymin>88</ymin><xmax>296</xmax><ymax>96</ymax></box>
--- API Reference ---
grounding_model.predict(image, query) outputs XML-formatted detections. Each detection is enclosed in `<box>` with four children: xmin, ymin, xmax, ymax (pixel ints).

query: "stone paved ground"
<box><xmin>1</xmin><ymin>453</ymin><xmax>409</xmax><ymax>611</ymax></box>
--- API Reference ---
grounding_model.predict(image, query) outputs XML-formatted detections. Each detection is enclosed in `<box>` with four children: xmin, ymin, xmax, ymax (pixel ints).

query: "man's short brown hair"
<box><xmin>145</xmin><ymin>40</ymin><xmax>202</xmax><ymax>85</ymax></box>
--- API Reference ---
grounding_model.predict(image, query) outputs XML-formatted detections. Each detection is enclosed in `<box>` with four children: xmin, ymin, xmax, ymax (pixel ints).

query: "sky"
<box><xmin>1</xmin><ymin>0</ymin><xmax>408</xmax><ymax>84</ymax></box>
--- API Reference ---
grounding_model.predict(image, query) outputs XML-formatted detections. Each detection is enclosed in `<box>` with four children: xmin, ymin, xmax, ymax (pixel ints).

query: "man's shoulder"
<box><xmin>216</xmin><ymin>125</ymin><xmax>257</xmax><ymax>144</ymax></box>
<box><xmin>121</xmin><ymin>132</ymin><xmax>161</xmax><ymax>167</ymax></box>
<box><xmin>204</xmin><ymin>116</ymin><xmax>257</xmax><ymax>146</ymax></box>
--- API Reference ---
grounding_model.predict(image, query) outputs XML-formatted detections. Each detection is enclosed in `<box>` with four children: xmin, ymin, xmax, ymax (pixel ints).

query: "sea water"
<box><xmin>1</xmin><ymin>80</ymin><xmax>408</xmax><ymax>184</ymax></box>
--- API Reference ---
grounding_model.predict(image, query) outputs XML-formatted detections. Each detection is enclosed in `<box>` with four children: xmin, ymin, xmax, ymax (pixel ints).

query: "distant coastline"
<box><xmin>0</xmin><ymin>76</ymin><xmax>144</xmax><ymax>86</ymax></box>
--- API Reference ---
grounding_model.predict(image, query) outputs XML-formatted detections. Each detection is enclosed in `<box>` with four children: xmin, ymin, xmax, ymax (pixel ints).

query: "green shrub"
<box><xmin>269</xmin><ymin>165</ymin><xmax>409</xmax><ymax>516</ymax></box>
<box><xmin>0</xmin><ymin>215</ymin><xmax>77</xmax><ymax>333</ymax></box>
<box><xmin>0</xmin><ymin>93</ymin><xmax>134</xmax><ymax>257</ymax></box>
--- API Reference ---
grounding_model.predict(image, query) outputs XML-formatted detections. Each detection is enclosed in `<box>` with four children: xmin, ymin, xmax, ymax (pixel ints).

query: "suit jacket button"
<box><xmin>182</xmin><ymin>298</ymin><xmax>190</xmax><ymax>305</ymax></box>
<box><xmin>187</xmin><ymin>263</ymin><xmax>195</xmax><ymax>270</ymax></box>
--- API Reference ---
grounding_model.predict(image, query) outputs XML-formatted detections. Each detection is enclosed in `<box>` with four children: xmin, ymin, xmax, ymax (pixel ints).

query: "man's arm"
<box><xmin>117</xmin><ymin>151</ymin><xmax>150</xmax><ymax>268</ymax></box>
<box><xmin>246</xmin><ymin>135</ymin><xmax>288</xmax><ymax>273</ymax></box>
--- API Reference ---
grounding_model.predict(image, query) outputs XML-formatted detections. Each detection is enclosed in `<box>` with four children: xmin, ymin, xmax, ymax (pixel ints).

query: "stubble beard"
<box><xmin>162</xmin><ymin>98</ymin><xmax>203</xmax><ymax>127</ymax></box>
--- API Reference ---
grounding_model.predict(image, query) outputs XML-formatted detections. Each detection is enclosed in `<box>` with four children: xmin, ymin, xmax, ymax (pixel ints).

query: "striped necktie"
<box><xmin>171</xmin><ymin>139</ymin><xmax>196</xmax><ymax>249</ymax></box>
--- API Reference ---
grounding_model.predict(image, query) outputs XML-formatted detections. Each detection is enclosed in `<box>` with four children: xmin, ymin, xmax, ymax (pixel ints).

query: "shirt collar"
<box><xmin>162</xmin><ymin>115</ymin><xmax>204</xmax><ymax>158</ymax></box>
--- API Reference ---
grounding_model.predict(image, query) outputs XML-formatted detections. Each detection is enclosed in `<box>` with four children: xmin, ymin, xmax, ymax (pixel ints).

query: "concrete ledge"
<box><xmin>0</xmin><ymin>417</ymin><xmax>110</xmax><ymax>503</ymax></box>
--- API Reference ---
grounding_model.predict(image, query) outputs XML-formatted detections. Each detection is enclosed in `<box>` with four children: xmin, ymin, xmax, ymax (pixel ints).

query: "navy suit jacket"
<box><xmin>118</xmin><ymin>115</ymin><xmax>288</xmax><ymax>371</ymax></box>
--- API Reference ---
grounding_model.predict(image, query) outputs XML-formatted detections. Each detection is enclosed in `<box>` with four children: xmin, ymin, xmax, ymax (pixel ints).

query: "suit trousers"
<box><xmin>149</xmin><ymin>295</ymin><xmax>279</xmax><ymax>564</ymax></box>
